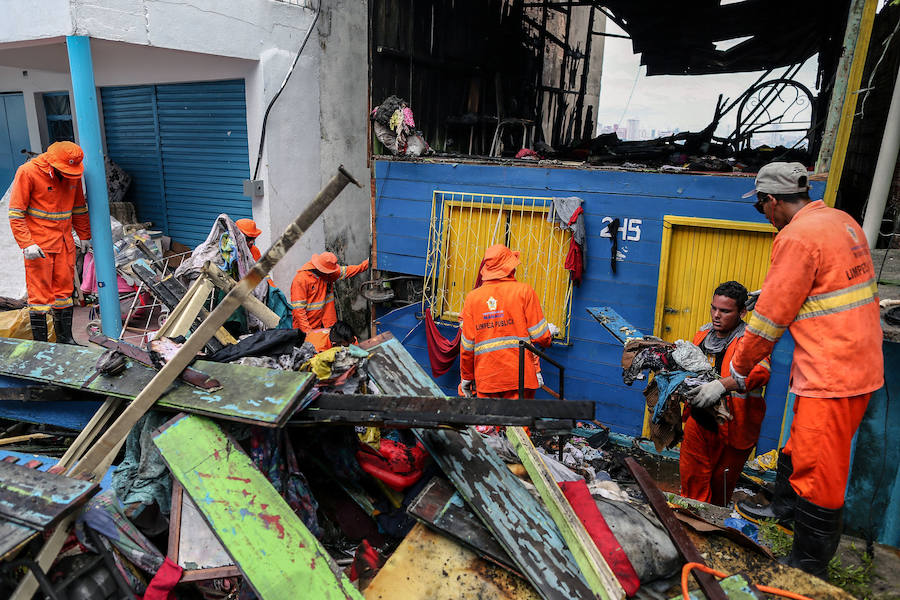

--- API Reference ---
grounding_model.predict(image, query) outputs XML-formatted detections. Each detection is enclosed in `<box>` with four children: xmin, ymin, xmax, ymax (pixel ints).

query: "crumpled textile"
<box><xmin>623</xmin><ymin>345</ymin><xmax>674</xmax><ymax>385</ymax></box>
<box><xmin>652</xmin><ymin>371</ymin><xmax>693</xmax><ymax>423</ymax></box>
<box><xmin>248</xmin><ymin>427</ymin><xmax>321</xmax><ymax>537</ymax></box>
<box><xmin>548</xmin><ymin>197</ymin><xmax>588</xmax><ymax>283</ymax></box>
<box><xmin>173</xmin><ymin>214</ymin><xmax>266</xmax><ymax>328</ymax></box>
<box><xmin>302</xmin><ymin>345</ymin><xmax>369</xmax><ymax>380</ymax></box>
<box><xmin>207</xmin><ymin>329</ymin><xmax>306</xmax><ymax>363</ymax></box>
<box><xmin>565</xmin><ymin>208</ymin><xmax>585</xmax><ymax>286</ymax></box>
<box><xmin>424</xmin><ymin>307</ymin><xmax>460</xmax><ymax>377</ymax></box>
<box><xmin>234</xmin><ymin>342</ymin><xmax>318</xmax><ymax>371</ymax></box>
<box><xmin>75</xmin><ymin>489</ymin><xmax>164</xmax><ymax>595</ymax></box>
<box><xmin>112</xmin><ymin>411</ymin><xmax>172</xmax><ymax>518</ymax></box>
<box><xmin>672</xmin><ymin>339</ymin><xmax>714</xmax><ymax>372</ymax></box>
<box><xmin>141</xmin><ymin>557</ymin><xmax>182</xmax><ymax>600</ymax></box>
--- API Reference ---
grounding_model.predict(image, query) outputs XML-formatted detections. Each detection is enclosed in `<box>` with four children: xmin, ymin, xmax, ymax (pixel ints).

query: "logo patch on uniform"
<box><xmin>845</xmin><ymin>224</ymin><xmax>858</xmax><ymax>242</ymax></box>
<box><xmin>486</xmin><ymin>296</ymin><xmax>497</xmax><ymax>311</ymax></box>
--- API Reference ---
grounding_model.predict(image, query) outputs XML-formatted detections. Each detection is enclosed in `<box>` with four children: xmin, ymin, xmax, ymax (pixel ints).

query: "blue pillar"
<box><xmin>66</xmin><ymin>36</ymin><xmax>122</xmax><ymax>336</ymax></box>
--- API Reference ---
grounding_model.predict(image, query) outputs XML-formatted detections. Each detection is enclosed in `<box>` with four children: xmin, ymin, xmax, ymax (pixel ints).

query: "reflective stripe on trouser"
<box><xmin>783</xmin><ymin>393</ymin><xmax>870</xmax><ymax>509</ymax></box>
<box><xmin>24</xmin><ymin>249</ymin><xmax>75</xmax><ymax>310</ymax></box>
<box><xmin>679</xmin><ymin>417</ymin><xmax>753</xmax><ymax>506</ymax></box>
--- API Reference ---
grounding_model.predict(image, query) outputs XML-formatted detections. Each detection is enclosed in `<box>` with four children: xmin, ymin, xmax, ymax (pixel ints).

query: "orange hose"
<box><xmin>681</xmin><ymin>562</ymin><xmax>815</xmax><ymax>600</ymax></box>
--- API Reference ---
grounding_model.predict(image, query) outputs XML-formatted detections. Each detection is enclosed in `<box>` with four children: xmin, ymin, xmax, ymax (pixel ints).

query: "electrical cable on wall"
<box><xmin>253</xmin><ymin>0</ymin><xmax>321</xmax><ymax>180</ymax></box>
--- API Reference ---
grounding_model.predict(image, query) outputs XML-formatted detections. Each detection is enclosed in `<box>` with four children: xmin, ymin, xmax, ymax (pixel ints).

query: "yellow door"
<box><xmin>648</xmin><ymin>216</ymin><xmax>776</xmax><ymax>435</ymax></box>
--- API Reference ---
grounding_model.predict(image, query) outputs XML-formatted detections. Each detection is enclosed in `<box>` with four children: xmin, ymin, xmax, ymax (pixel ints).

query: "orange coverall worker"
<box><xmin>680</xmin><ymin>326</ymin><xmax>770</xmax><ymax>505</ymax></box>
<box><xmin>459</xmin><ymin>244</ymin><xmax>553</xmax><ymax>398</ymax></box>
<box><xmin>290</xmin><ymin>252</ymin><xmax>369</xmax><ymax>332</ymax></box>
<box><xmin>9</xmin><ymin>142</ymin><xmax>90</xmax><ymax>343</ymax></box>
<box><xmin>732</xmin><ymin>200</ymin><xmax>882</xmax><ymax>510</ymax></box>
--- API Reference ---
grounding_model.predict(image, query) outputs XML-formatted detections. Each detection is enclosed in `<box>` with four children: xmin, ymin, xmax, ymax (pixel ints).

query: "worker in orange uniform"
<box><xmin>8</xmin><ymin>141</ymin><xmax>91</xmax><ymax>344</ymax></box>
<box><xmin>235</xmin><ymin>218</ymin><xmax>262</xmax><ymax>260</ymax></box>
<box><xmin>691</xmin><ymin>162</ymin><xmax>883</xmax><ymax>578</ymax></box>
<box><xmin>459</xmin><ymin>244</ymin><xmax>557</xmax><ymax>398</ymax></box>
<box><xmin>680</xmin><ymin>281</ymin><xmax>771</xmax><ymax>506</ymax></box>
<box><xmin>290</xmin><ymin>252</ymin><xmax>369</xmax><ymax>332</ymax></box>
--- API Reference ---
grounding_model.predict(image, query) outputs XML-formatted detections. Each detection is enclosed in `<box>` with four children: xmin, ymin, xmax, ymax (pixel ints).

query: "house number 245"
<box><xmin>600</xmin><ymin>217</ymin><xmax>642</xmax><ymax>242</ymax></box>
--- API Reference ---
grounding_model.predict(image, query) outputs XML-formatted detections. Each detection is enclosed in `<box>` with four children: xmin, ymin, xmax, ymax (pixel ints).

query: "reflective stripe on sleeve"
<box><xmin>473</xmin><ymin>335</ymin><xmax>525</xmax><ymax>356</ymax></box>
<box><xmin>796</xmin><ymin>278</ymin><xmax>878</xmax><ymax>321</ymax></box>
<box><xmin>461</xmin><ymin>334</ymin><xmax>474</xmax><ymax>351</ymax></box>
<box><xmin>527</xmin><ymin>318</ymin><xmax>548</xmax><ymax>338</ymax></box>
<box><xmin>746</xmin><ymin>311</ymin><xmax>787</xmax><ymax>342</ymax></box>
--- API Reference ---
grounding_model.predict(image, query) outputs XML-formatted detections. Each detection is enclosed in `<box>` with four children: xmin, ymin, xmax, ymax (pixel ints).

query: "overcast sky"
<box><xmin>595</xmin><ymin>20</ymin><xmax>820</xmax><ymax>139</ymax></box>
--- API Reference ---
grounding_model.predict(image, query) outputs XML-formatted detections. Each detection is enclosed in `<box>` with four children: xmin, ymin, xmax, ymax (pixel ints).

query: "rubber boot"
<box><xmin>737</xmin><ymin>451</ymin><xmax>796</xmax><ymax>532</ymax></box>
<box><xmin>52</xmin><ymin>306</ymin><xmax>76</xmax><ymax>345</ymax></box>
<box><xmin>787</xmin><ymin>498</ymin><xmax>843</xmax><ymax>579</ymax></box>
<box><xmin>29</xmin><ymin>311</ymin><xmax>48</xmax><ymax>342</ymax></box>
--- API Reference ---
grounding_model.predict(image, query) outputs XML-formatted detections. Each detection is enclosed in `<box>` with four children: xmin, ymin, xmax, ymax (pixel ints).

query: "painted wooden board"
<box><xmin>507</xmin><ymin>427</ymin><xmax>625</xmax><ymax>600</ymax></box>
<box><xmin>586</xmin><ymin>306</ymin><xmax>644</xmax><ymax>343</ymax></box>
<box><xmin>364</xmin><ymin>522</ymin><xmax>540</xmax><ymax>600</ymax></box>
<box><xmin>360</xmin><ymin>332</ymin><xmax>597</xmax><ymax>600</ymax></box>
<box><xmin>153</xmin><ymin>414</ymin><xmax>362</xmax><ymax>600</ymax></box>
<box><xmin>0</xmin><ymin>338</ymin><xmax>314</xmax><ymax>427</ymax></box>
<box><xmin>0</xmin><ymin>460</ymin><xmax>98</xmax><ymax>530</ymax></box>
<box><xmin>407</xmin><ymin>476</ymin><xmax>516</xmax><ymax>571</ymax></box>
<box><xmin>168</xmin><ymin>481</ymin><xmax>241</xmax><ymax>582</ymax></box>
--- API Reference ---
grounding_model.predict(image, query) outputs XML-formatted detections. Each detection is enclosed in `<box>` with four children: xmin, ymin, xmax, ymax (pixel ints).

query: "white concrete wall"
<box><xmin>0</xmin><ymin>0</ymin><xmax>372</xmax><ymax>296</ymax></box>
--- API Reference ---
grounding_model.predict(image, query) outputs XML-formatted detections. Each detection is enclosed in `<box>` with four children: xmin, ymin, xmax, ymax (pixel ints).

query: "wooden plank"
<box><xmin>0</xmin><ymin>338</ymin><xmax>315</xmax><ymax>427</ymax></box>
<box><xmin>202</xmin><ymin>261</ymin><xmax>281</xmax><ymax>329</ymax></box>
<box><xmin>71</xmin><ymin>166</ymin><xmax>358</xmax><ymax>479</ymax></box>
<box><xmin>407</xmin><ymin>476</ymin><xmax>516</xmax><ymax>571</ymax></box>
<box><xmin>417</xmin><ymin>428</ymin><xmax>596</xmax><ymax>600</ymax></box>
<box><xmin>168</xmin><ymin>482</ymin><xmax>241</xmax><ymax>582</ymax></box>
<box><xmin>586</xmin><ymin>306</ymin><xmax>642</xmax><ymax>344</ymax></box>
<box><xmin>291</xmin><ymin>408</ymin><xmax>574</xmax><ymax>430</ymax></box>
<box><xmin>0</xmin><ymin>460</ymin><xmax>98</xmax><ymax>530</ymax></box>
<box><xmin>624</xmin><ymin>457</ymin><xmax>727</xmax><ymax>600</ymax></box>
<box><xmin>9</xmin><ymin>514</ymin><xmax>74</xmax><ymax>600</ymax></box>
<box><xmin>0</xmin><ymin>433</ymin><xmax>52</xmax><ymax>446</ymax></box>
<box><xmin>364</xmin><ymin>522</ymin><xmax>540</xmax><ymax>600</ymax></box>
<box><xmin>506</xmin><ymin>427</ymin><xmax>624</xmax><ymax>600</ymax></box>
<box><xmin>153</xmin><ymin>414</ymin><xmax>363</xmax><ymax>600</ymax></box>
<box><xmin>0</xmin><ymin>520</ymin><xmax>36</xmax><ymax>561</ymax></box>
<box><xmin>56</xmin><ymin>397</ymin><xmax>120</xmax><ymax>471</ymax></box>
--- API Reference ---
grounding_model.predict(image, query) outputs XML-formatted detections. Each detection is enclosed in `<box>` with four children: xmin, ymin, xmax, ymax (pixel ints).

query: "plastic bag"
<box><xmin>0</xmin><ymin>308</ymin><xmax>56</xmax><ymax>341</ymax></box>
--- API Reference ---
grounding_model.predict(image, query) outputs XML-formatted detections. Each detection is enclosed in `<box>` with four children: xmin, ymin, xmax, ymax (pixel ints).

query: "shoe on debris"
<box><xmin>736</xmin><ymin>450</ymin><xmax>796</xmax><ymax>534</ymax></box>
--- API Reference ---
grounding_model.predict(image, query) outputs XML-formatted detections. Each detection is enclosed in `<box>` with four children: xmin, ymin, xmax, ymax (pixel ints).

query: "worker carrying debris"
<box><xmin>8</xmin><ymin>141</ymin><xmax>91</xmax><ymax>344</ymax></box>
<box><xmin>290</xmin><ymin>251</ymin><xmax>369</xmax><ymax>332</ymax></box>
<box><xmin>459</xmin><ymin>244</ymin><xmax>558</xmax><ymax>398</ymax></box>
<box><xmin>691</xmin><ymin>162</ymin><xmax>884</xmax><ymax>579</ymax></box>
<box><xmin>680</xmin><ymin>281</ymin><xmax>771</xmax><ymax>506</ymax></box>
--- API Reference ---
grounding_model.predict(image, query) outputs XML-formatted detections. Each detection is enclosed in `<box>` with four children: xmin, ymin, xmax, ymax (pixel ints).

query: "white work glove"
<box><xmin>745</xmin><ymin>290</ymin><xmax>761</xmax><ymax>311</ymax></box>
<box><xmin>459</xmin><ymin>379</ymin><xmax>474</xmax><ymax>397</ymax></box>
<box><xmin>548</xmin><ymin>322</ymin><xmax>560</xmax><ymax>337</ymax></box>
<box><xmin>78</xmin><ymin>238</ymin><xmax>92</xmax><ymax>253</ymax></box>
<box><xmin>536</xmin><ymin>372</ymin><xmax>544</xmax><ymax>387</ymax></box>
<box><xmin>23</xmin><ymin>244</ymin><xmax>45</xmax><ymax>260</ymax></box>
<box><xmin>686</xmin><ymin>379</ymin><xmax>727</xmax><ymax>408</ymax></box>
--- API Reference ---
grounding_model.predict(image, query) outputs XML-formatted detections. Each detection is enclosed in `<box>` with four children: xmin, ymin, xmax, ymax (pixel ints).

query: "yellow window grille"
<box><xmin>423</xmin><ymin>190</ymin><xmax>574</xmax><ymax>342</ymax></box>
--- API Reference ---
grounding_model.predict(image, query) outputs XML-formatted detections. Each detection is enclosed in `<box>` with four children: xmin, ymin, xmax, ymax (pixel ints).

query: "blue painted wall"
<box><xmin>374</xmin><ymin>160</ymin><xmax>823</xmax><ymax>452</ymax></box>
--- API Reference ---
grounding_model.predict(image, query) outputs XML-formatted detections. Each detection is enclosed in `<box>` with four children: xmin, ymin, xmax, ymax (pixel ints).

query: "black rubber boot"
<box><xmin>736</xmin><ymin>451</ymin><xmax>797</xmax><ymax>532</ymax></box>
<box><xmin>29</xmin><ymin>311</ymin><xmax>48</xmax><ymax>342</ymax></box>
<box><xmin>787</xmin><ymin>498</ymin><xmax>843</xmax><ymax>579</ymax></box>
<box><xmin>51</xmin><ymin>307</ymin><xmax>76</xmax><ymax>345</ymax></box>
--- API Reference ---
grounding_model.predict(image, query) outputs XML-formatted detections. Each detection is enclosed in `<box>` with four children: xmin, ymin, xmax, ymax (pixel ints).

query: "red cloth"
<box><xmin>564</xmin><ymin>207</ymin><xmax>585</xmax><ymax>286</ymax></box>
<box><xmin>559</xmin><ymin>480</ymin><xmax>640</xmax><ymax>596</ymax></box>
<box><xmin>424</xmin><ymin>307</ymin><xmax>461</xmax><ymax>377</ymax></box>
<box><xmin>141</xmin><ymin>557</ymin><xmax>182</xmax><ymax>600</ymax></box>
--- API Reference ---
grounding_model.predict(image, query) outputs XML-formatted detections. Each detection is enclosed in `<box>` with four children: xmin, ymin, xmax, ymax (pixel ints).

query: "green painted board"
<box><xmin>153</xmin><ymin>414</ymin><xmax>362</xmax><ymax>600</ymax></box>
<box><xmin>0</xmin><ymin>338</ymin><xmax>314</xmax><ymax>427</ymax></box>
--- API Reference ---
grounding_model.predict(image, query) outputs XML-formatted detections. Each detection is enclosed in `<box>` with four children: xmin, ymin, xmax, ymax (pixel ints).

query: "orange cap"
<box><xmin>480</xmin><ymin>244</ymin><xmax>520</xmax><ymax>281</ymax></box>
<box><xmin>45</xmin><ymin>141</ymin><xmax>84</xmax><ymax>178</ymax></box>
<box><xmin>310</xmin><ymin>252</ymin><xmax>341</xmax><ymax>276</ymax></box>
<box><xmin>235</xmin><ymin>218</ymin><xmax>262</xmax><ymax>238</ymax></box>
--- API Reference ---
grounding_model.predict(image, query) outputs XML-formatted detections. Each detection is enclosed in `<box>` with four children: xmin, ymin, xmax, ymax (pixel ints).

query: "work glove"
<box><xmin>536</xmin><ymin>372</ymin><xmax>544</xmax><ymax>387</ymax></box>
<box><xmin>745</xmin><ymin>289</ymin><xmax>761</xmax><ymax>311</ymax></box>
<box><xmin>78</xmin><ymin>238</ymin><xmax>92</xmax><ymax>253</ymax></box>
<box><xmin>548</xmin><ymin>322</ymin><xmax>560</xmax><ymax>337</ymax></box>
<box><xmin>23</xmin><ymin>244</ymin><xmax>45</xmax><ymax>260</ymax></box>
<box><xmin>686</xmin><ymin>379</ymin><xmax>727</xmax><ymax>409</ymax></box>
<box><xmin>459</xmin><ymin>379</ymin><xmax>474</xmax><ymax>397</ymax></box>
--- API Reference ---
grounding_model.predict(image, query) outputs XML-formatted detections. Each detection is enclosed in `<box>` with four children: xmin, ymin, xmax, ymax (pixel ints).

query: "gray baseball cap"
<box><xmin>742</xmin><ymin>162</ymin><xmax>810</xmax><ymax>198</ymax></box>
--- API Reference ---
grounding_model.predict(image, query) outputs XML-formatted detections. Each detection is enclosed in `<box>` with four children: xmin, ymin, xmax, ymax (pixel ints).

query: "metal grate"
<box><xmin>423</xmin><ymin>190</ymin><xmax>573</xmax><ymax>343</ymax></box>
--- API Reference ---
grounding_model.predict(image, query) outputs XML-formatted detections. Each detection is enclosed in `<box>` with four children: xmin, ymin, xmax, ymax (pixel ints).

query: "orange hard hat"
<box><xmin>310</xmin><ymin>252</ymin><xmax>341</xmax><ymax>276</ymax></box>
<box><xmin>480</xmin><ymin>244</ymin><xmax>520</xmax><ymax>281</ymax></box>
<box><xmin>46</xmin><ymin>141</ymin><xmax>84</xmax><ymax>178</ymax></box>
<box><xmin>235</xmin><ymin>218</ymin><xmax>262</xmax><ymax>238</ymax></box>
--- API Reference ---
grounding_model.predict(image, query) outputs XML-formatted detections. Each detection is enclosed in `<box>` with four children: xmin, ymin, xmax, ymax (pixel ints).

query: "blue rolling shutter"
<box><xmin>101</xmin><ymin>80</ymin><xmax>252</xmax><ymax>246</ymax></box>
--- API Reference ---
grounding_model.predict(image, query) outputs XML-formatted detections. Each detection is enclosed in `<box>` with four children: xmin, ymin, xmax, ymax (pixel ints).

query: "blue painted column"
<box><xmin>66</xmin><ymin>36</ymin><xmax>122</xmax><ymax>336</ymax></box>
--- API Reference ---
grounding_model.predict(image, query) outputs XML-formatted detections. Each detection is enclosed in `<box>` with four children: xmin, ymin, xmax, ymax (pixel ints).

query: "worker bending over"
<box><xmin>9</xmin><ymin>141</ymin><xmax>91</xmax><ymax>344</ymax></box>
<box><xmin>681</xmin><ymin>281</ymin><xmax>771</xmax><ymax>506</ymax></box>
<box><xmin>459</xmin><ymin>244</ymin><xmax>557</xmax><ymax>398</ymax></box>
<box><xmin>691</xmin><ymin>162</ymin><xmax>883</xmax><ymax>578</ymax></box>
<box><xmin>291</xmin><ymin>252</ymin><xmax>368</xmax><ymax>332</ymax></box>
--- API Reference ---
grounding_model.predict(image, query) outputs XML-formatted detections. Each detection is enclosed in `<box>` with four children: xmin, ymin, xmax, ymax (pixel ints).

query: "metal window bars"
<box><xmin>422</xmin><ymin>190</ymin><xmax>573</xmax><ymax>343</ymax></box>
